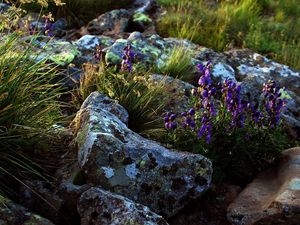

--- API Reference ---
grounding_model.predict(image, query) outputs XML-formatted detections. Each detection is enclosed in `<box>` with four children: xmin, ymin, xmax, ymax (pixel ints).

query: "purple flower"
<box><xmin>121</xmin><ymin>44</ymin><xmax>135</xmax><ymax>72</ymax></box>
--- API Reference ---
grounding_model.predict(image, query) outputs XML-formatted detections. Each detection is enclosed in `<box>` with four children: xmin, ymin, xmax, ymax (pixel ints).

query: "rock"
<box><xmin>87</xmin><ymin>9</ymin><xmax>130</xmax><ymax>35</ymax></box>
<box><xmin>20</xmin><ymin>181</ymin><xmax>64</xmax><ymax>224</ymax></box>
<box><xmin>104</xmin><ymin>33</ymin><xmax>162</xmax><ymax>67</ymax></box>
<box><xmin>71</xmin><ymin>92</ymin><xmax>212</xmax><ymax>217</ymax></box>
<box><xmin>141</xmin><ymin>74</ymin><xmax>194</xmax><ymax>114</ymax></box>
<box><xmin>73</xmin><ymin>35</ymin><xmax>114</xmax><ymax>54</ymax></box>
<box><xmin>133</xmin><ymin>0</ymin><xmax>156</xmax><ymax>14</ymax></box>
<box><xmin>52</xmin><ymin>18</ymin><xmax>68</xmax><ymax>37</ymax></box>
<box><xmin>0</xmin><ymin>198</ymin><xmax>55</xmax><ymax>225</ymax></box>
<box><xmin>0</xmin><ymin>3</ymin><xmax>10</xmax><ymax>13</ymax></box>
<box><xmin>227</xmin><ymin>147</ymin><xmax>300</xmax><ymax>225</ymax></box>
<box><xmin>23</xmin><ymin>36</ymin><xmax>79</xmax><ymax>66</ymax></box>
<box><xmin>78</xmin><ymin>187</ymin><xmax>169</xmax><ymax>225</ymax></box>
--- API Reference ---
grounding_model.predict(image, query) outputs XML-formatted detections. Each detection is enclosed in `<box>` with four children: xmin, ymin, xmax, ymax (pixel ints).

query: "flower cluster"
<box><xmin>42</xmin><ymin>13</ymin><xmax>54</xmax><ymax>37</ymax></box>
<box><xmin>163</xmin><ymin>61</ymin><xmax>286</xmax><ymax>144</ymax></box>
<box><xmin>94</xmin><ymin>45</ymin><xmax>103</xmax><ymax>61</ymax></box>
<box><xmin>121</xmin><ymin>43</ymin><xmax>135</xmax><ymax>72</ymax></box>
<box><xmin>263</xmin><ymin>80</ymin><xmax>286</xmax><ymax>127</ymax></box>
<box><xmin>164</xmin><ymin>112</ymin><xmax>177</xmax><ymax>130</ymax></box>
<box><xmin>221</xmin><ymin>79</ymin><xmax>245</xmax><ymax>128</ymax></box>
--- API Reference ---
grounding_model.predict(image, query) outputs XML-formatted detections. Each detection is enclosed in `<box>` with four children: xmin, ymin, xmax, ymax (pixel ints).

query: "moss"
<box><xmin>105</xmin><ymin>51</ymin><xmax>122</xmax><ymax>65</ymax></box>
<box><xmin>76</xmin><ymin>123</ymin><xmax>90</xmax><ymax>148</ymax></box>
<box><xmin>133</xmin><ymin>12</ymin><xmax>152</xmax><ymax>23</ymax></box>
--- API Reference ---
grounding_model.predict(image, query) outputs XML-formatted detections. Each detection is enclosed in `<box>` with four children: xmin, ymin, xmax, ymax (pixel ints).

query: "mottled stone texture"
<box><xmin>227</xmin><ymin>147</ymin><xmax>300</xmax><ymax>225</ymax></box>
<box><xmin>0</xmin><ymin>198</ymin><xmax>55</xmax><ymax>225</ymax></box>
<box><xmin>78</xmin><ymin>187</ymin><xmax>169</xmax><ymax>225</ymax></box>
<box><xmin>71</xmin><ymin>92</ymin><xmax>212</xmax><ymax>217</ymax></box>
<box><xmin>87</xmin><ymin>9</ymin><xmax>130</xmax><ymax>35</ymax></box>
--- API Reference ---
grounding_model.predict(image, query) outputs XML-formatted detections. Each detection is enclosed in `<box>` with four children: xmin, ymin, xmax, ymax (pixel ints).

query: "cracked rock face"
<box><xmin>227</xmin><ymin>147</ymin><xmax>300</xmax><ymax>225</ymax></box>
<box><xmin>71</xmin><ymin>92</ymin><xmax>212</xmax><ymax>217</ymax></box>
<box><xmin>87</xmin><ymin>9</ymin><xmax>130</xmax><ymax>35</ymax></box>
<box><xmin>78</xmin><ymin>187</ymin><xmax>169</xmax><ymax>225</ymax></box>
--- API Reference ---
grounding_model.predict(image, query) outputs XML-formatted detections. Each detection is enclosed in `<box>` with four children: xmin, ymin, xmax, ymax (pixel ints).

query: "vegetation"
<box><xmin>0</xmin><ymin>31</ymin><xmax>64</xmax><ymax>197</ymax></box>
<box><xmin>156</xmin><ymin>45</ymin><xmax>195</xmax><ymax>81</ymax></box>
<box><xmin>163</xmin><ymin>62</ymin><xmax>289</xmax><ymax>183</ymax></box>
<box><xmin>157</xmin><ymin>0</ymin><xmax>300</xmax><ymax>70</ymax></box>
<box><xmin>78</xmin><ymin>64</ymin><xmax>165</xmax><ymax>134</ymax></box>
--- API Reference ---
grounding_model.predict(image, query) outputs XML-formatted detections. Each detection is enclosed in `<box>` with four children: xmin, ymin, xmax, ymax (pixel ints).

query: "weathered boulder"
<box><xmin>78</xmin><ymin>187</ymin><xmax>169</xmax><ymax>225</ymax></box>
<box><xmin>140</xmin><ymin>74</ymin><xmax>194</xmax><ymax>114</ymax></box>
<box><xmin>23</xmin><ymin>36</ymin><xmax>79</xmax><ymax>66</ymax></box>
<box><xmin>0</xmin><ymin>198</ymin><xmax>55</xmax><ymax>225</ymax></box>
<box><xmin>71</xmin><ymin>92</ymin><xmax>212</xmax><ymax>217</ymax></box>
<box><xmin>87</xmin><ymin>9</ymin><xmax>130</xmax><ymax>35</ymax></box>
<box><xmin>227</xmin><ymin>147</ymin><xmax>300</xmax><ymax>225</ymax></box>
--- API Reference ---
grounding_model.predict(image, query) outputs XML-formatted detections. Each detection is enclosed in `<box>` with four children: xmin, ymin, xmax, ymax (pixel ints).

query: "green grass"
<box><xmin>157</xmin><ymin>0</ymin><xmax>300</xmax><ymax>70</ymax></box>
<box><xmin>78</xmin><ymin>64</ymin><xmax>165</xmax><ymax>134</ymax></box>
<box><xmin>156</xmin><ymin>45</ymin><xmax>195</xmax><ymax>81</ymax></box>
<box><xmin>0</xmin><ymin>32</ymin><xmax>64</xmax><ymax>196</ymax></box>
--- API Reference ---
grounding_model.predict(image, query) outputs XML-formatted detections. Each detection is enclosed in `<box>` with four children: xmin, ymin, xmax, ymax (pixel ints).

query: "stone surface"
<box><xmin>23</xmin><ymin>36</ymin><xmax>79</xmax><ymax>66</ymax></box>
<box><xmin>227</xmin><ymin>147</ymin><xmax>300</xmax><ymax>225</ymax></box>
<box><xmin>78</xmin><ymin>187</ymin><xmax>169</xmax><ymax>225</ymax></box>
<box><xmin>87</xmin><ymin>9</ymin><xmax>130</xmax><ymax>35</ymax></box>
<box><xmin>141</xmin><ymin>74</ymin><xmax>194</xmax><ymax>114</ymax></box>
<box><xmin>71</xmin><ymin>92</ymin><xmax>212</xmax><ymax>217</ymax></box>
<box><xmin>0</xmin><ymin>198</ymin><xmax>55</xmax><ymax>225</ymax></box>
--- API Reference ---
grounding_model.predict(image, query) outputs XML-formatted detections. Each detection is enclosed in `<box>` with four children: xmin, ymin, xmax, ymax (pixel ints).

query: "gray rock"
<box><xmin>0</xmin><ymin>198</ymin><xmax>55</xmax><ymax>225</ymax></box>
<box><xmin>71</xmin><ymin>92</ymin><xmax>212</xmax><ymax>217</ymax></box>
<box><xmin>87</xmin><ymin>9</ymin><xmax>130</xmax><ymax>35</ymax></box>
<box><xmin>78</xmin><ymin>187</ymin><xmax>169</xmax><ymax>225</ymax></box>
<box><xmin>0</xmin><ymin>3</ymin><xmax>10</xmax><ymax>13</ymax></box>
<box><xmin>227</xmin><ymin>147</ymin><xmax>300</xmax><ymax>225</ymax></box>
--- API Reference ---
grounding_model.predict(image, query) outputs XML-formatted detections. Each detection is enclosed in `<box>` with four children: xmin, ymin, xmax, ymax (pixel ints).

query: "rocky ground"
<box><xmin>0</xmin><ymin>0</ymin><xmax>299</xmax><ymax>224</ymax></box>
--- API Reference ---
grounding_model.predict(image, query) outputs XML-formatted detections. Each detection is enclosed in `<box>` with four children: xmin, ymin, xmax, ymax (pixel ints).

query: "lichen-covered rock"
<box><xmin>71</xmin><ymin>92</ymin><xmax>212</xmax><ymax>217</ymax></box>
<box><xmin>227</xmin><ymin>147</ymin><xmax>300</xmax><ymax>225</ymax></box>
<box><xmin>140</xmin><ymin>74</ymin><xmax>194</xmax><ymax>114</ymax></box>
<box><xmin>0</xmin><ymin>198</ymin><xmax>55</xmax><ymax>225</ymax></box>
<box><xmin>25</xmin><ymin>36</ymin><xmax>79</xmax><ymax>66</ymax></box>
<box><xmin>87</xmin><ymin>9</ymin><xmax>130</xmax><ymax>35</ymax></box>
<box><xmin>78</xmin><ymin>187</ymin><xmax>169</xmax><ymax>225</ymax></box>
<box><xmin>73</xmin><ymin>35</ymin><xmax>113</xmax><ymax>54</ymax></box>
<box><xmin>104</xmin><ymin>34</ymin><xmax>162</xmax><ymax>67</ymax></box>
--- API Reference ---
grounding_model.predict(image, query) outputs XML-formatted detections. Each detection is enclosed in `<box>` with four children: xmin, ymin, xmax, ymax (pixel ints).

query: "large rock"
<box><xmin>71</xmin><ymin>92</ymin><xmax>212</xmax><ymax>217</ymax></box>
<box><xmin>87</xmin><ymin>9</ymin><xmax>130</xmax><ymax>35</ymax></box>
<box><xmin>0</xmin><ymin>198</ymin><xmax>55</xmax><ymax>225</ymax></box>
<box><xmin>78</xmin><ymin>187</ymin><xmax>169</xmax><ymax>225</ymax></box>
<box><xmin>227</xmin><ymin>147</ymin><xmax>300</xmax><ymax>225</ymax></box>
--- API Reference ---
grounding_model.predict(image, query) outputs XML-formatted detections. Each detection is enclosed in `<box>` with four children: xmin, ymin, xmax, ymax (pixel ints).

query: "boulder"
<box><xmin>0</xmin><ymin>198</ymin><xmax>55</xmax><ymax>225</ymax></box>
<box><xmin>78</xmin><ymin>187</ymin><xmax>169</xmax><ymax>225</ymax></box>
<box><xmin>140</xmin><ymin>74</ymin><xmax>194</xmax><ymax>114</ymax></box>
<box><xmin>87</xmin><ymin>9</ymin><xmax>130</xmax><ymax>35</ymax></box>
<box><xmin>71</xmin><ymin>92</ymin><xmax>212</xmax><ymax>217</ymax></box>
<box><xmin>227</xmin><ymin>147</ymin><xmax>300</xmax><ymax>225</ymax></box>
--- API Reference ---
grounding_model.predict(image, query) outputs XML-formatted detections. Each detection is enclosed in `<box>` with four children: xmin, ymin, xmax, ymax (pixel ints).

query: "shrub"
<box><xmin>163</xmin><ymin>62</ymin><xmax>289</xmax><ymax>183</ymax></box>
<box><xmin>79</xmin><ymin>64</ymin><xmax>165</xmax><ymax>134</ymax></box>
<box><xmin>0</xmin><ymin>32</ymin><xmax>63</xmax><ymax>195</ymax></box>
<box><xmin>156</xmin><ymin>45</ymin><xmax>195</xmax><ymax>81</ymax></box>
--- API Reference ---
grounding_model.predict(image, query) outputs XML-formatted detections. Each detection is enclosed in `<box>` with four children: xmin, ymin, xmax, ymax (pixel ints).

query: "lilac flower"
<box><xmin>43</xmin><ymin>13</ymin><xmax>54</xmax><ymax>37</ymax></box>
<box><xmin>164</xmin><ymin>112</ymin><xmax>178</xmax><ymax>130</ymax></box>
<box><xmin>121</xmin><ymin>44</ymin><xmax>135</xmax><ymax>72</ymax></box>
<box><xmin>94</xmin><ymin>45</ymin><xmax>103</xmax><ymax>61</ymax></box>
<box><xmin>262</xmin><ymin>80</ymin><xmax>286</xmax><ymax>127</ymax></box>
